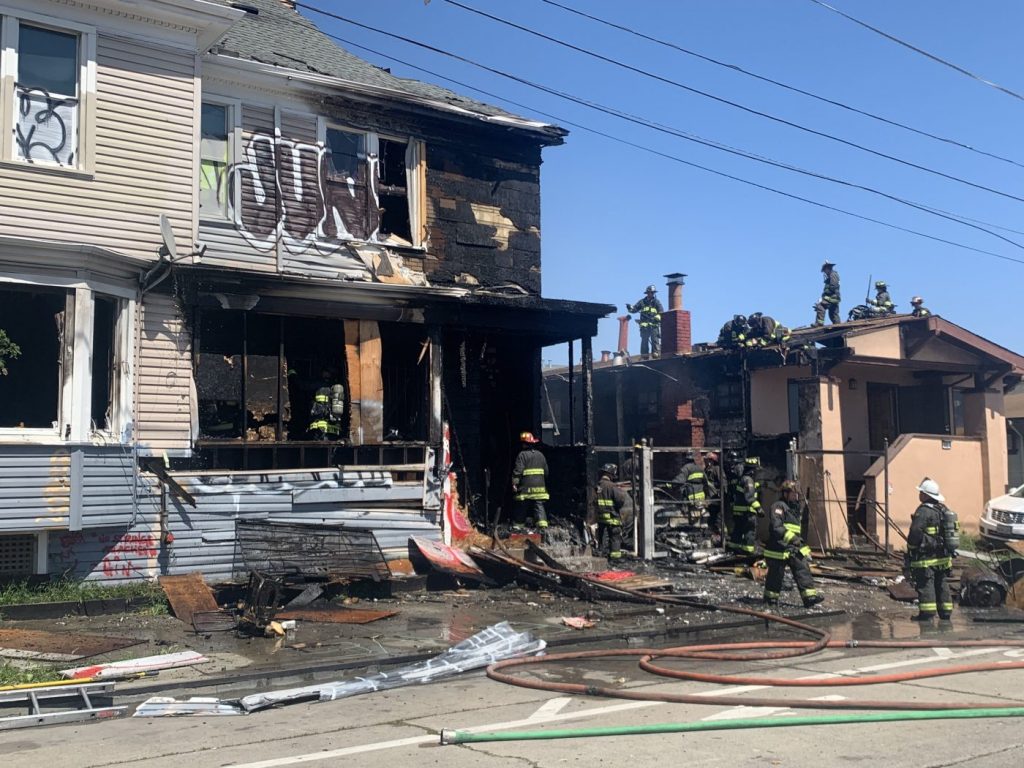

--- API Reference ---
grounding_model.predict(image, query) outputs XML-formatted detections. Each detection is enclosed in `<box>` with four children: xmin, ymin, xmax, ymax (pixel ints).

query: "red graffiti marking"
<box><xmin>99</xmin><ymin>533</ymin><xmax>158</xmax><ymax>580</ymax></box>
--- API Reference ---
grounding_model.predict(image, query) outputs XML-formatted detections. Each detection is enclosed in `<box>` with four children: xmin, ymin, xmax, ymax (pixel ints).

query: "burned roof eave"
<box><xmin>202</xmin><ymin>55</ymin><xmax>567</xmax><ymax>146</ymax></box>
<box><xmin>174</xmin><ymin>264</ymin><xmax>611</xmax><ymax>345</ymax></box>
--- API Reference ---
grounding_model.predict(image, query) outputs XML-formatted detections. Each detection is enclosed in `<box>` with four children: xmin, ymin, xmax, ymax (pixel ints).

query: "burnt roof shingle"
<box><xmin>207</xmin><ymin>0</ymin><xmax>560</xmax><ymax>136</ymax></box>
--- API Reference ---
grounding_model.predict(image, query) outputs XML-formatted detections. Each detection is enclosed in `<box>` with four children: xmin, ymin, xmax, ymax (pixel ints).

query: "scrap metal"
<box><xmin>274</xmin><ymin>607</ymin><xmax>397</xmax><ymax>624</ymax></box>
<box><xmin>158</xmin><ymin>573</ymin><xmax>220</xmax><ymax>627</ymax></box>
<box><xmin>0</xmin><ymin>629</ymin><xmax>140</xmax><ymax>662</ymax></box>
<box><xmin>234</xmin><ymin>521</ymin><xmax>390</xmax><ymax>581</ymax></box>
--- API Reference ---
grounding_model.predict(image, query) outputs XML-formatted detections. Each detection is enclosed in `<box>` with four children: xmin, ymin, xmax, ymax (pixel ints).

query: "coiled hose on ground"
<box><xmin>442</xmin><ymin>550</ymin><xmax>1024</xmax><ymax>744</ymax></box>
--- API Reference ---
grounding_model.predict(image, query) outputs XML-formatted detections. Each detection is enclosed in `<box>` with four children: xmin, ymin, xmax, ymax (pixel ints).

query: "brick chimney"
<box><xmin>660</xmin><ymin>273</ymin><xmax>691</xmax><ymax>356</ymax></box>
<box><xmin>616</xmin><ymin>315</ymin><xmax>630</xmax><ymax>355</ymax></box>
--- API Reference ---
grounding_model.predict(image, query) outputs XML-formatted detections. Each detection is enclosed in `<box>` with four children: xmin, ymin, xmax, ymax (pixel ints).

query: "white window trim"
<box><xmin>198</xmin><ymin>94</ymin><xmax>241</xmax><ymax>225</ymax></box>
<box><xmin>0</xmin><ymin>274</ymin><xmax>136</xmax><ymax>444</ymax></box>
<box><xmin>0</xmin><ymin>7</ymin><xmax>97</xmax><ymax>174</ymax></box>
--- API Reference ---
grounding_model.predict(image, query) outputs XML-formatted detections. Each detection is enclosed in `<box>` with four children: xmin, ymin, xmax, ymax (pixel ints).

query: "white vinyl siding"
<box><xmin>135</xmin><ymin>292</ymin><xmax>193</xmax><ymax>454</ymax></box>
<box><xmin>0</xmin><ymin>34</ymin><xmax>194</xmax><ymax>261</ymax></box>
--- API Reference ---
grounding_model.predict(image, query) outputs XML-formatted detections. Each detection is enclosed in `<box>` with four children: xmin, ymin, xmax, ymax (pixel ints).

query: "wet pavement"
<box><xmin>4</xmin><ymin>560</ymin><xmax>1023</xmax><ymax>702</ymax></box>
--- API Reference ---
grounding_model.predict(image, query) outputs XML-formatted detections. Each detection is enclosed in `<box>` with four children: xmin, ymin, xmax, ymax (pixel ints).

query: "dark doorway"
<box><xmin>867</xmin><ymin>383</ymin><xmax>899</xmax><ymax>451</ymax></box>
<box><xmin>898</xmin><ymin>384</ymin><xmax>950</xmax><ymax>436</ymax></box>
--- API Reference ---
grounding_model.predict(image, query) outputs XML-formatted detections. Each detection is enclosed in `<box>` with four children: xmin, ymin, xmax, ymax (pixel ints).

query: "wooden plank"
<box><xmin>359</xmin><ymin>320</ymin><xmax>384</xmax><ymax>443</ymax></box>
<box><xmin>275</xmin><ymin>607</ymin><xmax>397</xmax><ymax>624</ymax></box>
<box><xmin>344</xmin><ymin>319</ymin><xmax>362</xmax><ymax>442</ymax></box>
<box><xmin>158</xmin><ymin>573</ymin><xmax>219</xmax><ymax>626</ymax></box>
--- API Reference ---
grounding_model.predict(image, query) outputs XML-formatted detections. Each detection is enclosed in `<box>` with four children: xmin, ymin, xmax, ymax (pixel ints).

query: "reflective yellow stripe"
<box><xmin>911</xmin><ymin>557</ymin><xmax>952</xmax><ymax>569</ymax></box>
<box><xmin>686</xmin><ymin>472</ymin><xmax>704</xmax><ymax>482</ymax></box>
<box><xmin>919</xmin><ymin>602</ymin><xmax>937</xmax><ymax>611</ymax></box>
<box><xmin>314</xmin><ymin>395</ymin><xmax>329</xmax><ymax>402</ymax></box>
<box><xmin>522</xmin><ymin>468</ymin><xmax>545</xmax><ymax>476</ymax></box>
<box><xmin>799</xmin><ymin>545</ymin><xmax>812</xmax><ymax>557</ymax></box>
<box><xmin>597</xmin><ymin>499</ymin><xmax>614</xmax><ymax>507</ymax></box>
<box><xmin>924</xmin><ymin>526</ymin><xmax>939</xmax><ymax>534</ymax></box>
<box><xmin>784</xmin><ymin>523</ymin><xmax>801</xmax><ymax>532</ymax></box>
<box><xmin>763</xmin><ymin>549</ymin><xmax>788</xmax><ymax>560</ymax></box>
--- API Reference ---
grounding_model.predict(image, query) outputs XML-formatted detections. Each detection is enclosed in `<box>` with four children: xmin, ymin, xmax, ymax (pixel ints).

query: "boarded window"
<box><xmin>200</xmin><ymin>103</ymin><xmax>230</xmax><ymax>219</ymax></box>
<box><xmin>15</xmin><ymin>24</ymin><xmax>80</xmax><ymax>167</ymax></box>
<box><xmin>0</xmin><ymin>285</ymin><xmax>68</xmax><ymax>428</ymax></box>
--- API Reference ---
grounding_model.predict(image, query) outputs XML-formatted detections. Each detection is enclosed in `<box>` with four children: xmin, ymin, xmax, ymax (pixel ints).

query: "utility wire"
<box><xmin>806</xmin><ymin>0</ymin><xmax>1024</xmax><ymax>103</ymax></box>
<box><xmin>539</xmin><ymin>0</ymin><xmax>1024</xmax><ymax>170</ymax></box>
<box><xmin>438</xmin><ymin>0</ymin><xmax>1024</xmax><ymax>205</ymax></box>
<box><xmin>297</xmin><ymin>1</ymin><xmax>1024</xmax><ymax>253</ymax></box>
<box><xmin>296</xmin><ymin>20</ymin><xmax>1024</xmax><ymax>266</ymax></box>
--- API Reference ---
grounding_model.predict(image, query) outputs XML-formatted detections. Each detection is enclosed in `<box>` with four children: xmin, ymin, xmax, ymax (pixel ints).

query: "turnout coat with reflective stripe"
<box><xmin>512</xmin><ymin>448</ymin><xmax>549</xmax><ymax>501</ymax></box>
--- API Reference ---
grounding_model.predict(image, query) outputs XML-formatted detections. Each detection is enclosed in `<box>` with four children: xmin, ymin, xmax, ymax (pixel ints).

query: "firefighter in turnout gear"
<box><xmin>870</xmin><ymin>281</ymin><xmax>895</xmax><ymax>315</ymax></box>
<box><xmin>907</xmin><ymin>478</ymin><xmax>957</xmax><ymax>621</ymax></box>
<box><xmin>595</xmin><ymin>463</ymin><xmax>627</xmax><ymax>561</ymax></box>
<box><xmin>511</xmin><ymin>431</ymin><xmax>549</xmax><ymax>532</ymax></box>
<box><xmin>626</xmin><ymin>285</ymin><xmax>664</xmax><ymax>357</ymax></box>
<box><xmin>717</xmin><ymin>315</ymin><xmax>750</xmax><ymax>349</ymax></box>
<box><xmin>727</xmin><ymin>457</ymin><xmax>762</xmax><ymax>557</ymax></box>
<box><xmin>813</xmin><ymin>261</ymin><xmax>841</xmax><ymax>326</ymax></box>
<box><xmin>764</xmin><ymin>481</ymin><xmax>824</xmax><ymax>608</ymax></box>
<box><xmin>673</xmin><ymin>452</ymin><xmax>707</xmax><ymax>516</ymax></box>
<box><xmin>308</xmin><ymin>369</ymin><xmax>345</xmax><ymax>440</ymax></box>
<box><xmin>911</xmin><ymin>296</ymin><xmax>931</xmax><ymax>317</ymax></box>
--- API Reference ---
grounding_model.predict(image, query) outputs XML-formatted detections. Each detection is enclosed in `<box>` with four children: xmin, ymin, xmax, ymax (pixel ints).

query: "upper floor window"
<box><xmin>1</xmin><ymin>13</ymin><xmax>94</xmax><ymax>172</ymax></box>
<box><xmin>200</xmin><ymin>102</ymin><xmax>230</xmax><ymax>219</ymax></box>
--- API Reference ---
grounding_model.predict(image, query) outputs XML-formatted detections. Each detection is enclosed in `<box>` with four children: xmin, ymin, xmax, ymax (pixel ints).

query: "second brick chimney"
<box><xmin>660</xmin><ymin>272</ymin><xmax>691</xmax><ymax>355</ymax></box>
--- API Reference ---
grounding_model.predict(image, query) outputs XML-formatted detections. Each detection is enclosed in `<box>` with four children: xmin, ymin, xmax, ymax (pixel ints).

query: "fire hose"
<box><xmin>442</xmin><ymin>550</ymin><xmax>1024</xmax><ymax>744</ymax></box>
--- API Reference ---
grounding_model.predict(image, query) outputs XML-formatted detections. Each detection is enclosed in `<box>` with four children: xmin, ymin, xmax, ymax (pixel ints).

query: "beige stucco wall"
<box><xmin>750</xmin><ymin>365</ymin><xmax>809</xmax><ymax>436</ymax></box>
<box><xmin>846</xmin><ymin>326</ymin><xmax>901</xmax><ymax>360</ymax></box>
<box><xmin>965</xmin><ymin>389</ymin><xmax>1008</xmax><ymax>499</ymax></box>
<box><xmin>865</xmin><ymin>435</ymin><xmax>984</xmax><ymax>544</ymax></box>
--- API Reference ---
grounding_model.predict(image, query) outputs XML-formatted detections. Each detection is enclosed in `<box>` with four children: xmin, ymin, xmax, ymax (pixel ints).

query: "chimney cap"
<box><xmin>664</xmin><ymin>272</ymin><xmax>687</xmax><ymax>284</ymax></box>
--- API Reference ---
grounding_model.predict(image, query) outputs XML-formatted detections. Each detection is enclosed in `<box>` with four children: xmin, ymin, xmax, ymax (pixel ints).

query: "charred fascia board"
<box><xmin>201</xmin><ymin>55</ymin><xmax>567</xmax><ymax>145</ymax></box>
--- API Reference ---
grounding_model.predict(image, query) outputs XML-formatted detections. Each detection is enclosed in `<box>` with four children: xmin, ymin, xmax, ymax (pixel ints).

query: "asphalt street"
<box><xmin>5</xmin><ymin>619</ymin><xmax>1024</xmax><ymax>768</ymax></box>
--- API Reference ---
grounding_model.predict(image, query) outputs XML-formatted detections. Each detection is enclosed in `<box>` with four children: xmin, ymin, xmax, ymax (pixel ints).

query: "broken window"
<box><xmin>0</xmin><ymin>284</ymin><xmax>68</xmax><ymax>429</ymax></box>
<box><xmin>90</xmin><ymin>296</ymin><xmax>117</xmax><ymax>432</ymax></box>
<box><xmin>196</xmin><ymin>310</ymin><xmax>345</xmax><ymax>443</ymax></box>
<box><xmin>200</xmin><ymin>103</ymin><xmax>231</xmax><ymax>219</ymax></box>
<box><xmin>323</xmin><ymin>127</ymin><xmax>370</xmax><ymax>240</ymax></box>
<box><xmin>378</xmin><ymin>138</ymin><xmax>412</xmax><ymax>244</ymax></box>
<box><xmin>14</xmin><ymin>24</ymin><xmax>80</xmax><ymax>167</ymax></box>
<box><xmin>713</xmin><ymin>380</ymin><xmax>743</xmax><ymax>417</ymax></box>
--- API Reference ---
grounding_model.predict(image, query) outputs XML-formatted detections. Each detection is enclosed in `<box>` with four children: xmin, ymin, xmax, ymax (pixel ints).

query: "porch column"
<box><xmin>795</xmin><ymin>376</ymin><xmax>849</xmax><ymax>549</ymax></box>
<box><xmin>964</xmin><ymin>388</ymin><xmax>1008</xmax><ymax>503</ymax></box>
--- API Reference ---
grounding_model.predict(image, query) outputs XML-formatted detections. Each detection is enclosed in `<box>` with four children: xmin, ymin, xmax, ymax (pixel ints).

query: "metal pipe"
<box><xmin>883</xmin><ymin>437</ymin><xmax>890</xmax><ymax>553</ymax></box>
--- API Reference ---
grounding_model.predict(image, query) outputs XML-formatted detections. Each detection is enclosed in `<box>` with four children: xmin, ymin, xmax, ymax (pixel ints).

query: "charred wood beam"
<box><xmin>142</xmin><ymin>458</ymin><xmax>197</xmax><ymax>508</ymax></box>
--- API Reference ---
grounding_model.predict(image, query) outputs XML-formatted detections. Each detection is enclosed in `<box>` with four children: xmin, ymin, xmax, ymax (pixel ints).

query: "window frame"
<box><xmin>0</xmin><ymin>273</ymin><xmax>134</xmax><ymax>444</ymax></box>
<box><xmin>197</xmin><ymin>94</ymin><xmax>241</xmax><ymax>224</ymax></box>
<box><xmin>316</xmin><ymin>119</ymin><xmax>426</xmax><ymax>248</ymax></box>
<box><xmin>0</xmin><ymin>8</ymin><xmax>97</xmax><ymax>174</ymax></box>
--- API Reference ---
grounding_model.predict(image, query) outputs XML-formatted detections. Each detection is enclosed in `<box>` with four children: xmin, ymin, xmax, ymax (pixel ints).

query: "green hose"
<box><xmin>441</xmin><ymin>706</ymin><xmax>1024</xmax><ymax>745</ymax></box>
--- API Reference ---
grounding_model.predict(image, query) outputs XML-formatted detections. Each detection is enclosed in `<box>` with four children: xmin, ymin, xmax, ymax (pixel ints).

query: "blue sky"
<box><xmin>303</xmin><ymin>1</ymin><xmax>1024</xmax><ymax>361</ymax></box>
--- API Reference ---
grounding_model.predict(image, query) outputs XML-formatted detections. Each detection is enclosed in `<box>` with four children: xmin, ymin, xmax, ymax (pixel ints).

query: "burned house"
<box><xmin>546</xmin><ymin>275</ymin><xmax>1023</xmax><ymax>549</ymax></box>
<box><xmin>0</xmin><ymin>0</ymin><xmax>609</xmax><ymax>581</ymax></box>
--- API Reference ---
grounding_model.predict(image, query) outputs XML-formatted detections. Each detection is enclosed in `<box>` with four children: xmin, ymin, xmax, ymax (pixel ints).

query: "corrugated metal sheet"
<box><xmin>135</xmin><ymin>293</ymin><xmax>193</xmax><ymax>453</ymax></box>
<box><xmin>49</xmin><ymin>466</ymin><xmax>440</xmax><ymax>583</ymax></box>
<box><xmin>0</xmin><ymin>36</ymin><xmax>194</xmax><ymax>262</ymax></box>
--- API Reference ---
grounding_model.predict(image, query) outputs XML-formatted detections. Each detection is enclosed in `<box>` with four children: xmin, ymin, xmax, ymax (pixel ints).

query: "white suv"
<box><xmin>980</xmin><ymin>485</ymin><xmax>1024</xmax><ymax>541</ymax></box>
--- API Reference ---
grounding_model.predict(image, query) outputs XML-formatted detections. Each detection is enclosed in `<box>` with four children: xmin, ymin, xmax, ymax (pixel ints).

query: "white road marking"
<box><xmin>932</xmin><ymin>647</ymin><xmax>955</xmax><ymax>659</ymax></box>
<box><xmin>227</xmin><ymin>645</ymin><xmax>1012</xmax><ymax>767</ymax></box>
<box><xmin>528</xmin><ymin>696</ymin><xmax>572</xmax><ymax>720</ymax></box>
<box><xmin>226</xmin><ymin>699</ymin><xmax>662</xmax><ymax>767</ymax></box>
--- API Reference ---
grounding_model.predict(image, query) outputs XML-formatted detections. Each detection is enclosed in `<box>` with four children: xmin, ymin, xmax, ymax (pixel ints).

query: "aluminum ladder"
<box><xmin>0</xmin><ymin>681</ymin><xmax>125</xmax><ymax>729</ymax></box>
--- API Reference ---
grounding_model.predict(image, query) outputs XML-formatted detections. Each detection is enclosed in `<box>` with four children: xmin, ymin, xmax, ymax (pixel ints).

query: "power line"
<box><xmin>539</xmin><ymin>0</ymin><xmax>1024</xmax><ymax>169</ymax></box>
<box><xmin>438</xmin><ymin>0</ymin><xmax>1024</xmax><ymax>205</ymax></box>
<box><xmin>291</xmin><ymin>14</ymin><xmax>1024</xmax><ymax>266</ymax></box>
<box><xmin>297</xmin><ymin>1</ymin><xmax>1023</xmax><ymax>253</ymax></box>
<box><xmin>806</xmin><ymin>0</ymin><xmax>1024</xmax><ymax>103</ymax></box>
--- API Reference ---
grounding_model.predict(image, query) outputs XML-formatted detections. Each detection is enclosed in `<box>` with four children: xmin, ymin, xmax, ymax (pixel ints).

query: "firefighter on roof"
<box><xmin>626</xmin><ymin>284</ymin><xmax>663</xmax><ymax>357</ymax></box>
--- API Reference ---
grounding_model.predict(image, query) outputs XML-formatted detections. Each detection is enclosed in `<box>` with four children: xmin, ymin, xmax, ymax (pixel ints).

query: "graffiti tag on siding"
<box><xmin>228</xmin><ymin>132</ymin><xmax>379</xmax><ymax>256</ymax></box>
